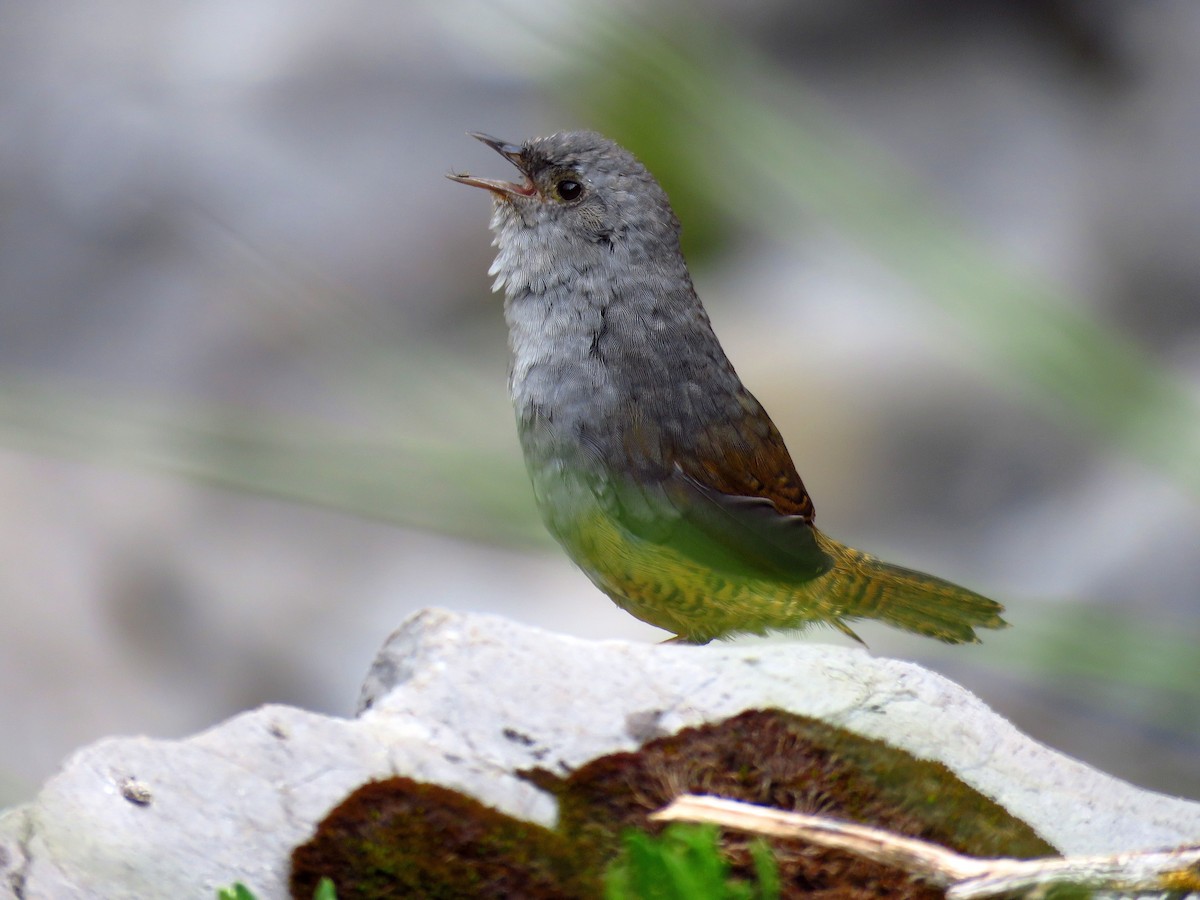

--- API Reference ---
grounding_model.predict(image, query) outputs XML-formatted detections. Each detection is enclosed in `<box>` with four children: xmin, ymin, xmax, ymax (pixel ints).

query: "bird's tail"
<box><xmin>815</xmin><ymin>532</ymin><xmax>1008</xmax><ymax>644</ymax></box>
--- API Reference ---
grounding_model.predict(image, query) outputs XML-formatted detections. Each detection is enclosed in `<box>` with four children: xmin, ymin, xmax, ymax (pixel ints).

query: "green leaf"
<box><xmin>748</xmin><ymin>839</ymin><xmax>781</xmax><ymax>900</ymax></box>
<box><xmin>604</xmin><ymin>823</ymin><xmax>778</xmax><ymax>899</ymax></box>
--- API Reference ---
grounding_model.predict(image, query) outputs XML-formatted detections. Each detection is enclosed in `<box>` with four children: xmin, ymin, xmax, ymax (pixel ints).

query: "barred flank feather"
<box><xmin>571</xmin><ymin>510</ymin><xmax>1007</xmax><ymax>645</ymax></box>
<box><xmin>814</xmin><ymin>532</ymin><xmax>1008</xmax><ymax>644</ymax></box>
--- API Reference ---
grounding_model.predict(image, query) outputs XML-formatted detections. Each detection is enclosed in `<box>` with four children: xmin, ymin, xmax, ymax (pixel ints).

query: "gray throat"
<box><xmin>489</xmin><ymin>200</ymin><xmax>743</xmax><ymax>482</ymax></box>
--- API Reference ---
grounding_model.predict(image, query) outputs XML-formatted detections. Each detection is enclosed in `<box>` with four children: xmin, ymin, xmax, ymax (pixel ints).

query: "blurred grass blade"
<box><xmin>924</xmin><ymin>597</ymin><xmax>1200</xmax><ymax>745</ymax></box>
<box><xmin>985</xmin><ymin>601</ymin><xmax>1200</xmax><ymax>698</ymax></box>
<box><xmin>0</xmin><ymin>379</ymin><xmax>545</xmax><ymax>548</ymax></box>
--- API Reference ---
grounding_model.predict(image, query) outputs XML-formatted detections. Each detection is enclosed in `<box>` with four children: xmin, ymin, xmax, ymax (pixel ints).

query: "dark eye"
<box><xmin>556</xmin><ymin>179</ymin><xmax>583</xmax><ymax>202</ymax></box>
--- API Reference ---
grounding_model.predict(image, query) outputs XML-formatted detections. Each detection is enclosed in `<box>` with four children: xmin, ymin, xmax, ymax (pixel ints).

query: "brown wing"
<box><xmin>676</xmin><ymin>387</ymin><xmax>816</xmax><ymax>522</ymax></box>
<box><xmin>644</xmin><ymin>387</ymin><xmax>830</xmax><ymax>581</ymax></box>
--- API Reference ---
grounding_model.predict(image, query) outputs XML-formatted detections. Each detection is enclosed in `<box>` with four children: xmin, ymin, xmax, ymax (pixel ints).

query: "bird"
<box><xmin>448</xmin><ymin>130</ymin><xmax>1007</xmax><ymax>645</ymax></box>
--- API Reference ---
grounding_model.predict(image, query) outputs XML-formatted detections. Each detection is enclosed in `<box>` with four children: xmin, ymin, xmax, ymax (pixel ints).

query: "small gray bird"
<box><xmin>450</xmin><ymin>130</ymin><xmax>1006</xmax><ymax>644</ymax></box>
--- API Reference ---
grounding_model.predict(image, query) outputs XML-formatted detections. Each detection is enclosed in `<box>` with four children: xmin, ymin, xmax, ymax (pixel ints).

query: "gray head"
<box><xmin>448</xmin><ymin>131</ymin><xmax>690</xmax><ymax>300</ymax></box>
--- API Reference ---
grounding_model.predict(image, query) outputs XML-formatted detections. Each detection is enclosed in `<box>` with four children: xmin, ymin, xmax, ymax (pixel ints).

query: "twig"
<box><xmin>650</xmin><ymin>794</ymin><xmax>1200</xmax><ymax>898</ymax></box>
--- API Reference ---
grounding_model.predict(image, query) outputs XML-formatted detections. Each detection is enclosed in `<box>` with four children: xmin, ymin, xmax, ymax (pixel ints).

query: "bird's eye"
<box><xmin>556</xmin><ymin>179</ymin><xmax>583</xmax><ymax>202</ymax></box>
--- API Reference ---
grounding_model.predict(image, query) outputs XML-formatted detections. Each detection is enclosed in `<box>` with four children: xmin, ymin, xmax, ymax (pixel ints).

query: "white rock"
<box><xmin>3</xmin><ymin>607</ymin><xmax>1200</xmax><ymax>900</ymax></box>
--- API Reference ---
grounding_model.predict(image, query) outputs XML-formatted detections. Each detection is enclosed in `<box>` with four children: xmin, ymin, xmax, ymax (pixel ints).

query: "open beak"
<box><xmin>447</xmin><ymin>132</ymin><xmax>539</xmax><ymax>198</ymax></box>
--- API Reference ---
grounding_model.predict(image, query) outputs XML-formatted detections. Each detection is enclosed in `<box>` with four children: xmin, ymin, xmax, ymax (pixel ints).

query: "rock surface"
<box><xmin>3</xmin><ymin>607</ymin><xmax>1200</xmax><ymax>899</ymax></box>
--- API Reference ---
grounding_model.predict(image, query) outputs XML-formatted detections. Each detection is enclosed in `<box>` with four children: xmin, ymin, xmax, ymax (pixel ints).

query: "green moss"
<box><xmin>291</xmin><ymin>709</ymin><xmax>1053</xmax><ymax>899</ymax></box>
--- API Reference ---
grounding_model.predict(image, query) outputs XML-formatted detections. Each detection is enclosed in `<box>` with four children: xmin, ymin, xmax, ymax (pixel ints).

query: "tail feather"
<box><xmin>816</xmin><ymin>533</ymin><xmax>1007</xmax><ymax>644</ymax></box>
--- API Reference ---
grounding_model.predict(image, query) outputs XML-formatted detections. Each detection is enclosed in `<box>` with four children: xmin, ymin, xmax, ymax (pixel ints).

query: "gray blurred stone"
<box><xmin>4</xmin><ymin>608</ymin><xmax>1200</xmax><ymax>899</ymax></box>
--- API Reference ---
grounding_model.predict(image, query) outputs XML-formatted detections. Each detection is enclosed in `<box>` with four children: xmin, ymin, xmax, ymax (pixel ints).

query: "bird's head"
<box><xmin>449</xmin><ymin>130</ymin><xmax>684</xmax><ymax>298</ymax></box>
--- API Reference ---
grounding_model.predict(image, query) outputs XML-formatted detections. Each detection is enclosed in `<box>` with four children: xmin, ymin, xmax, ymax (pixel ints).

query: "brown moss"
<box><xmin>291</xmin><ymin>709</ymin><xmax>1054</xmax><ymax>899</ymax></box>
<box><xmin>540</xmin><ymin>709</ymin><xmax>1054</xmax><ymax>899</ymax></box>
<box><xmin>289</xmin><ymin>777</ymin><xmax>595</xmax><ymax>899</ymax></box>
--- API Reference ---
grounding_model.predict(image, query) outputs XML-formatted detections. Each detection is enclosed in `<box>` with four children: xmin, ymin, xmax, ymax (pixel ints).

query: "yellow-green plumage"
<box><xmin>568</xmin><ymin>508</ymin><xmax>1005</xmax><ymax>644</ymax></box>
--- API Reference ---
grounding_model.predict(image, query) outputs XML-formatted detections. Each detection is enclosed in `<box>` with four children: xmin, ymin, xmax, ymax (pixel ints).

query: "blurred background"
<box><xmin>1</xmin><ymin>0</ymin><xmax>1199</xmax><ymax>808</ymax></box>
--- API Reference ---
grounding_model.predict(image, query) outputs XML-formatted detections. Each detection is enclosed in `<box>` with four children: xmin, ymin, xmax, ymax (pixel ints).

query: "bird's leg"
<box><xmin>833</xmin><ymin>619</ymin><xmax>868</xmax><ymax>647</ymax></box>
